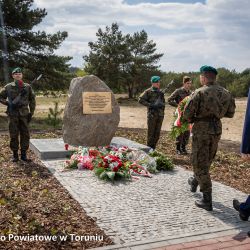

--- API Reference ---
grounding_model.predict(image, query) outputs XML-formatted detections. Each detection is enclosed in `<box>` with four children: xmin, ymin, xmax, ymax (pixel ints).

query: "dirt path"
<box><xmin>119</xmin><ymin>98</ymin><xmax>247</xmax><ymax>142</ymax></box>
<box><xmin>0</xmin><ymin>97</ymin><xmax>247</xmax><ymax>143</ymax></box>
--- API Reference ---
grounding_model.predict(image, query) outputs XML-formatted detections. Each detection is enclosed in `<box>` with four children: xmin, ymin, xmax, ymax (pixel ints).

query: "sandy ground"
<box><xmin>118</xmin><ymin>98</ymin><xmax>247</xmax><ymax>142</ymax></box>
<box><xmin>0</xmin><ymin>97</ymin><xmax>247</xmax><ymax>143</ymax></box>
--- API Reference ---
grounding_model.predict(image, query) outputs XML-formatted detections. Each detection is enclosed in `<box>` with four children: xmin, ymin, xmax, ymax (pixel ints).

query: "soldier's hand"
<box><xmin>20</xmin><ymin>88</ymin><xmax>27</xmax><ymax>97</ymax></box>
<box><xmin>27</xmin><ymin>113</ymin><xmax>32</xmax><ymax>123</ymax></box>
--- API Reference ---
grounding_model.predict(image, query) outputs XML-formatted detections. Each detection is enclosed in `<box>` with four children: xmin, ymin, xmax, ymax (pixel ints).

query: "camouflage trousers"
<box><xmin>147</xmin><ymin>112</ymin><xmax>164</xmax><ymax>149</ymax></box>
<box><xmin>191</xmin><ymin>133</ymin><xmax>221</xmax><ymax>193</ymax></box>
<box><xmin>8</xmin><ymin>115</ymin><xmax>30</xmax><ymax>152</ymax></box>
<box><xmin>176</xmin><ymin>130</ymin><xmax>190</xmax><ymax>147</ymax></box>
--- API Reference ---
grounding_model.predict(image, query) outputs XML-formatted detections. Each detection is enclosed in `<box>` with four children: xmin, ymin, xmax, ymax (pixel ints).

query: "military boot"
<box><xmin>233</xmin><ymin>199</ymin><xmax>249</xmax><ymax>221</ymax></box>
<box><xmin>188</xmin><ymin>176</ymin><xmax>198</xmax><ymax>192</ymax></box>
<box><xmin>176</xmin><ymin>144</ymin><xmax>182</xmax><ymax>155</ymax></box>
<box><xmin>233</xmin><ymin>199</ymin><xmax>240</xmax><ymax>211</ymax></box>
<box><xmin>21</xmin><ymin>150</ymin><xmax>28</xmax><ymax>161</ymax></box>
<box><xmin>195</xmin><ymin>192</ymin><xmax>213</xmax><ymax>211</ymax></box>
<box><xmin>12</xmin><ymin>151</ymin><xmax>19</xmax><ymax>162</ymax></box>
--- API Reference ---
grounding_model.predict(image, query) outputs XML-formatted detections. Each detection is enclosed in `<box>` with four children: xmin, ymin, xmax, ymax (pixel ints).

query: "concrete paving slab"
<box><xmin>30</xmin><ymin>137</ymin><xmax>151</xmax><ymax>160</ymax></box>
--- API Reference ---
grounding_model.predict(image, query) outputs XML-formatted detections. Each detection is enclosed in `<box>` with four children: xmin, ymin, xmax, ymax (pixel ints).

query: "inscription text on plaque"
<box><xmin>83</xmin><ymin>92</ymin><xmax>112</xmax><ymax>114</ymax></box>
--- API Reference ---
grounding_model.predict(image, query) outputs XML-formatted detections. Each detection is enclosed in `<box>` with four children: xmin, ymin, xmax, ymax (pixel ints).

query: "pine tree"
<box><xmin>0</xmin><ymin>0</ymin><xmax>73</xmax><ymax>90</ymax></box>
<box><xmin>84</xmin><ymin>23</ymin><xmax>163</xmax><ymax>98</ymax></box>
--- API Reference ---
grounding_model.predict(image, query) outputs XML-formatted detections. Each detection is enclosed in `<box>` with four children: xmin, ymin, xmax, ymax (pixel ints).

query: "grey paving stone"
<box><xmin>42</xmin><ymin>159</ymin><xmax>248</xmax><ymax>248</ymax></box>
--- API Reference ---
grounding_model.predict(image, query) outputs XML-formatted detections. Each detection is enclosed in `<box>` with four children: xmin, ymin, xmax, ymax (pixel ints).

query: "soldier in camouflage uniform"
<box><xmin>168</xmin><ymin>76</ymin><xmax>192</xmax><ymax>154</ymax></box>
<box><xmin>0</xmin><ymin>67</ymin><xmax>36</xmax><ymax>162</ymax></box>
<box><xmin>183</xmin><ymin>65</ymin><xmax>235</xmax><ymax>211</ymax></box>
<box><xmin>138</xmin><ymin>76</ymin><xmax>165</xmax><ymax>150</ymax></box>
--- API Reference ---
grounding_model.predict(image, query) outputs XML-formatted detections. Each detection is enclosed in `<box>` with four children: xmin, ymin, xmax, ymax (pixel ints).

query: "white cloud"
<box><xmin>33</xmin><ymin>0</ymin><xmax>250</xmax><ymax>72</ymax></box>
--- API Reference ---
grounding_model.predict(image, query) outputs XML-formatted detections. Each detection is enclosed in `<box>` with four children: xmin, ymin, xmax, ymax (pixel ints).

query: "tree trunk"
<box><xmin>128</xmin><ymin>82</ymin><xmax>134</xmax><ymax>98</ymax></box>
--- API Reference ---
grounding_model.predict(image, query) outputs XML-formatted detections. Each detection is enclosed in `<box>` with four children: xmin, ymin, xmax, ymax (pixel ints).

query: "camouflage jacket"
<box><xmin>183</xmin><ymin>83</ymin><xmax>235</xmax><ymax>135</ymax></box>
<box><xmin>138</xmin><ymin>87</ymin><xmax>165</xmax><ymax>116</ymax></box>
<box><xmin>167</xmin><ymin>87</ymin><xmax>191</xmax><ymax>107</ymax></box>
<box><xmin>0</xmin><ymin>82</ymin><xmax>36</xmax><ymax>116</ymax></box>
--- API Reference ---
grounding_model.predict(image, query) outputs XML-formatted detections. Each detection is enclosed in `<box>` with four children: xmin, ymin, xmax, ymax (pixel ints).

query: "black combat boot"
<box><xmin>195</xmin><ymin>192</ymin><xmax>213</xmax><ymax>211</ymax></box>
<box><xmin>176</xmin><ymin>144</ymin><xmax>182</xmax><ymax>155</ymax></box>
<box><xmin>21</xmin><ymin>150</ymin><xmax>28</xmax><ymax>161</ymax></box>
<box><xmin>188</xmin><ymin>176</ymin><xmax>198</xmax><ymax>192</ymax></box>
<box><xmin>12</xmin><ymin>151</ymin><xmax>19</xmax><ymax>162</ymax></box>
<box><xmin>233</xmin><ymin>199</ymin><xmax>249</xmax><ymax>221</ymax></box>
<box><xmin>233</xmin><ymin>199</ymin><xmax>240</xmax><ymax>211</ymax></box>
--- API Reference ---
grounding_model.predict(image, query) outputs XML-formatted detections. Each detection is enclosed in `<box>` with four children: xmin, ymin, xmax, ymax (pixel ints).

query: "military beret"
<box><xmin>151</xmin><ymin>76</ymin><xmax>161</xmax><ymax>83</ymax></box>
<box><xmin>200</xmin><ymin>65</ymin><xmax>218</xmax><ymax>75</ymax></box>
<box><xmin>12</xmin><ymin>67</ymin><xmax>22</xmax><ymax>74</ymax></box>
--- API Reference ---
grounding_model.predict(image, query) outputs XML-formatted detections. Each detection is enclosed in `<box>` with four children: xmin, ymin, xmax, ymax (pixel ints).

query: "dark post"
<box><xmin>0</xmin><ymin>2</ymin><xmax>9</xmax><ymax>83</ymax></box>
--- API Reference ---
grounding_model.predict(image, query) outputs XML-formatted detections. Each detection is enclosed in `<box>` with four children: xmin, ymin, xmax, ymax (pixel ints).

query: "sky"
<box><xmin>33</xmin><ymin>0</ymin><xmax>250</xmax><ymax>72</ymax></box>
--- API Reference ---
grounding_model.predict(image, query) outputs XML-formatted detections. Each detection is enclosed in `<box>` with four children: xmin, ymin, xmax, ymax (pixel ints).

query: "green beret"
<box><xmin>151</xmin><ymin>76</ymin><xmax>161</xmax><ymax>83</ymax></box>
<box><xmin>200</xmin><ymin>65</ymin><xmax>218</xmax><ymax>75</ymax></box>
<box><xmin>12</xmin><ymin>67</ymin><xmax>22</xmax><ymax>74</ymax></box>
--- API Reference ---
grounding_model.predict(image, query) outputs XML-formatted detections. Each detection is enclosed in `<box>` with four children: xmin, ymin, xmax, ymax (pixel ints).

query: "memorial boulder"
<box><xmin>63</xmin><ymin>75</ymin><xmax>120</xmax><ymax>146</ymax></box>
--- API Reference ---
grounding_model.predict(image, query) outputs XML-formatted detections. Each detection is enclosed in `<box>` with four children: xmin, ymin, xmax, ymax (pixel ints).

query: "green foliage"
<box><xmin>161</xmin><ymin>72</ymin><xmax>200</xmax><ymax>93</ymax></box>
<box><xmin>161</xmin><ymin>68</ymin><xmax>250</xmax><ymax>97</ymax></box>
<box><xmin>94</xmin><ymin>166</ymin><xmax>131</xmax><ymax>182</ymax></box>
<box><xmin>0</xmin><ymin>0</ymin><xmax>73</xmax><ymax>90</ymax></box>
<box><xmin>46</xmin><ymin>102</ymin><xmax>63</xmax><ymax>128</ymax></box>
<box><xmin>149</xmin><ymin>151</ymin><xmax>174</xmax><ymax>171</ymax></box>
<box><xmin>84</xmin><ymin>23</ymin><xmax>163</xmax><ymax>98</ymax></box>
<box><xmin>216</xmin><ymin>68</ymin><xmax>236</xmax><ymax>88</ymax></box>
<box><xmin>170</xmin><ymin>125</ymin><xmax>189</xmax><ymax>140</ymax></box>
<box><xmin>228</xmin><ymin>75</ymin><xmax>250</xmax><ymax>97</ymax></box>
<box><xmin>75</xmin><ymin>68</ymin><xmax>88</xmax><ymax>77</ymax></box>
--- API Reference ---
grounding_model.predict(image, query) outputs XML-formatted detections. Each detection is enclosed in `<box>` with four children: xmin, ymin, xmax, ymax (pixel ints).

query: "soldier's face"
<box><xmin>199</xmin><ymin>75</ymin><xmax>205</xmax><ymax>85</ymax></box>
<box><xmin>184</xmin><ymin>81</ymin><xmax>192</xmax><ymax>90</ymax></box>
<box><xmin>12</xmin><ymin>73</ymin><xmax>23</xmax><ymax>81</ymax></box>
<box><xmin>152</xmin><ymin>82</ymin><xmax>160</xmax><ymax>89</ymax></box>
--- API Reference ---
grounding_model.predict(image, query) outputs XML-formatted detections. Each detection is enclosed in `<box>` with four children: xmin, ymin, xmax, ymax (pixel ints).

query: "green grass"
<box><xmin>36</xmin><ymin>95</ymin><xmax>67</xmax><ymax>106</ymax></box>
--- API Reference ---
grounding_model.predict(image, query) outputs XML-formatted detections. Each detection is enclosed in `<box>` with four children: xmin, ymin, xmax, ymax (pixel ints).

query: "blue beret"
<box><xmin>200</xmin><ymin>65</ymin><xmax>217</xmax><ymax>75</ymax></box>
<box><xmin>12</xmin><ymin>67</ymin><xmax>22</xmax><ymax>74</ymax></box>
<box><xmin>151</xmin><ymin>76</ymin><xmax>161</xmax><ymax>83</ymax></box>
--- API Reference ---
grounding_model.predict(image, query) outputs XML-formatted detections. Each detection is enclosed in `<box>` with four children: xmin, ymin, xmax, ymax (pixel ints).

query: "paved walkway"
<box><xmin>43</xmin><ymin>160</ymin><xmax>249</xmax><ymax>249</ymax></box>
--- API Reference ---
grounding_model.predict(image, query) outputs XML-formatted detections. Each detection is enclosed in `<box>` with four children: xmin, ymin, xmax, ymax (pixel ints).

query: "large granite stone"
<box><xmin>63</xmin><ymin>75</ymin><xmax>120</xmax><ymax>146</ymax></box>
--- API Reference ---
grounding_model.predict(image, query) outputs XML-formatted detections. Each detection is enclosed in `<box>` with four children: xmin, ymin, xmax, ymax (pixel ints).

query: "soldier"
<box><xmin>168</xmin><ymin>76</ymin><xmax>192</xmax><ymax>154</ymax></box>
<box><xmin>138</xmin><ymin>76</ymin><xmax>165</xmax><ymax>150</ymax></box>
<box><xmin>233</xmin><ymin>195</ymin><xmax>250</xmax><ymax>221</ymax></box>
<box><xmin>183</xmin><ymin>65</ymin><xmax>235</xmax><ymax>211</ymax></box>
<box><xmin>0</xmin><ymin>67</ymin><xmax>36</xmax><ymax>162</ymax></box>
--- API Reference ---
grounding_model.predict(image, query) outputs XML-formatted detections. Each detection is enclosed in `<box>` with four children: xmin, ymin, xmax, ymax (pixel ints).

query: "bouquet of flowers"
<box><xmin>64</xmin><ymin>146</ymin><xmax>154</xmax><ymax>182</ymax></box>
<box><xmin>170</xmin><ymin>96</ymin><xmax>192</xmax><ymax>139</ymax></box>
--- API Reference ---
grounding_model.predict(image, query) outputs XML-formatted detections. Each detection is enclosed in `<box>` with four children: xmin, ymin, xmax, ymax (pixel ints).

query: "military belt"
<box><xmin>194</xmin><ymin>116</ymin><xmax>220</xmax><ymax>122</ymax></box>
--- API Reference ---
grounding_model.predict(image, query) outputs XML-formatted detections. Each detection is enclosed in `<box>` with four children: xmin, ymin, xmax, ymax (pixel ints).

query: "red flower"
<box><xmin>113</xmin><ymin>166</ymin><xmax>118</xmax><ymax>172</ymax></box>
<box><xmin>89</xmin><ymin>150</ymin><xmax>100</xmax><ymax>157</ymax></box>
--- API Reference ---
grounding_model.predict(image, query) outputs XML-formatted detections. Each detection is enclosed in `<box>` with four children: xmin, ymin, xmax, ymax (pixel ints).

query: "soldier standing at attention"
<box><xmin>0</xmin><ymin>67</ymin><xmax>36</xmax><ymax>162</ymax></box>
<box><xmin>138</xmin><ymin>76</ymin><xmax>165</xmax><ymax>150</ymax></box>
<box><xmin>183</xmin><ymin>65</ymin><xmax>235</xmax><ymax>211</ymax></box>
<box><xmin>168</xmin><ymin>76</ymin><xmax>192</xmax><ymax>154</ymax></box>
